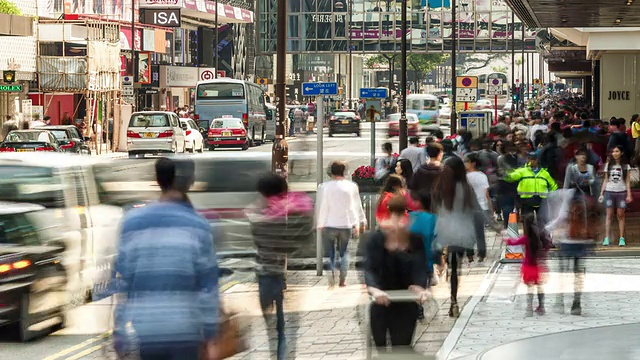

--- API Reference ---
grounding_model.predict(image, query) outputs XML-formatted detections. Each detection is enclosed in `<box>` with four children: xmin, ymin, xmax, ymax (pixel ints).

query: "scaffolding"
<box><xmin>37</xmin><ymin>18</ymin><xmax>121</xmax><ymax>154</ymax></box>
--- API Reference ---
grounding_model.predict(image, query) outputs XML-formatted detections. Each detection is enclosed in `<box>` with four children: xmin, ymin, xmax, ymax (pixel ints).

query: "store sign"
<box><xmin>0</xmin><ymin>85</ymin><xmax>22</xmax><ymax>92</ymax></box>
<box><xmin>141</xmin><ymin>8</ymin><xmax>181</xmax><ymax>27</ymax></box>
<box><xmin>607</xmin><ymin>90</ymin><xmax>631</xmax><ymax>101</ymax></box>
<box><xmin>160</xmin><ymin>66</ymin><xmax>197</xmax><ymax>87</ymax></box>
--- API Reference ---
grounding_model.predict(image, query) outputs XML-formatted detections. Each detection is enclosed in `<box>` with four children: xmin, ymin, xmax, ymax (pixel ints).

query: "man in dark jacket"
<box><xmin>410</xmin><ymin>142</ymin><xmax>443</xmax><ymax>198</ymax></box>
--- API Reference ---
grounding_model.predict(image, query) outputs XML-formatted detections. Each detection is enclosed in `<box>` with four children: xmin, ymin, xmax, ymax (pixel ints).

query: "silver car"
<box><xmin>126</xmin><ymin>111</ymin><xmax>186</xmax><ymax>158</ymax></box>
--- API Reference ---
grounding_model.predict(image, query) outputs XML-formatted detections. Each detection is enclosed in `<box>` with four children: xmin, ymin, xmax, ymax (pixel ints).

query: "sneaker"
<box><xmin>619</xmin><ymin>237</ymin><xmax>626</xmax><ymax>247</ymax></box>
<box><xmin>449</xmin><ymin>303</ymin><xmax>460</xmax><ymax>318</ymax></box>
<box><xmin>535</xmin><ymin>306</ymin><xmax>546</xmax><ymax>316</ymax></box>
<box><xmin>602</xmin><ymin>237</ymin><xmax>610</xmax><ymax>246</ymax></box>
<box><xmin>525</xmin><ymin>307</ymin><xmax>534</xmax><ymax>317</ymax></box>
<box><xmin>339</xmin><ymin>279</ymin><xmax>347</xmax><ymax>287</ymax></box>
<box><xmin>417</xmin><ymin>304</ymin><xmax>425</xmax><ymax>320</ymax></box>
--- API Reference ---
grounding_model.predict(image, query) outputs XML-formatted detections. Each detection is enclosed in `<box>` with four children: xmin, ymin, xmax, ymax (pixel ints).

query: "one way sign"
<box><xmin>301</xmin><ymin>82</ymin><xmax>338</xmax><ymax>96</ymax></box>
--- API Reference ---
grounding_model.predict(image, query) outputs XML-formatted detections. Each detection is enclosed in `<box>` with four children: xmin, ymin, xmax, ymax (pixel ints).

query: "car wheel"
<box><xmin>198</xmin><ymin>141</ymin><xmax>204</xmax><ymax>153</ymax></box>
<box><xmin>328</xmin><ymin>131</ymin><xmax>333</xmax><ymax>137</ymax></box>
<box><xmin>209</xmin><ymin>146</ymin><xmax>216</xmax><ymax>151</ymax></box>
<box><xmin>241</xmin><ymin>142</ymin><xmax>249</xmax><ymax>151</ymax></box>
<box><xmin>128</xmin><ymin>152</ymin><xmax>137</xmax><ymax>159</ymax></box>
<box><xmin>356</xmin><ymin>131</ymin><xmax>361</xmax><ymax>137</ymax></box>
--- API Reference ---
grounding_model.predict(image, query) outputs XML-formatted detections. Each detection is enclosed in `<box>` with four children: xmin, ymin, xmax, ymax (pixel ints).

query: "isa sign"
<box><xmin>302</xmin><ymin>82</ymin><xmax>338</xmax><ymax>96</ymax></box>
<box><xmin>360</xmin><ymin>88</ymin><xmax>388</xmax><ymax>99</ymax></box>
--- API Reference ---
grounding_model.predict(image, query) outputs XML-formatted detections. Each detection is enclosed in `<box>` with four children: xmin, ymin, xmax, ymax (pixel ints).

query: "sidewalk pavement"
<box><xmin>218</xmin><ymin>229</ymin><xmax>506</xmax><ymax>360</ymax></box>
<box><xmin>440</xmin><ymin>257</ymin><xmax>640</xmax><ymax>360</ymax></box>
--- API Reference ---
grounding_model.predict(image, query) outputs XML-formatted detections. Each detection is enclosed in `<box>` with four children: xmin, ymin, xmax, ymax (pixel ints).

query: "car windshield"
<box><xmin>334</xmin><ymin>112</ymin><xmax>356</xmax><ymax>118</ymax></box>
<box><xmin>49</xmin><ymin>130</ymin><xmax>69</xmax><ymax>140</ymax></box>
<box><xmin>409</xmin><ymin>99</ymin><xmax>438</xmax><ymax>111</ymax></box>
<box><xmin>5</xmin><ymin>131</ymin><xmax>49</xmax><ymax>142</ymax></box>
<box><xmin>0</xmin><ymin>213</ymin><xmax>41</xmax><ymax>246</ymax></box>
<box><xmin>211</xmin><ymin>118</ymin><xmax>243</xmax><ymax>128</ymax></box>
<box><xmin>0</xmin><ymin>166</ymin><xmax>65</xmax><ymax>208</ymax></box>
<box><xmin>129</xmin><ymin>114</ymin><xmax>170</xmax><ymax>127</ymax></box>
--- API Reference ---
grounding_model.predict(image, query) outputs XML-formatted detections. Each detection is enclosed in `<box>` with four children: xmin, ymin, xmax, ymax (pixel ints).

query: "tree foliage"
<box><xmin>461</xmin><ymin>53</ymin><xmax>509</xmax><ymax>73</ymax></box>
<box><xmin>0</xmin><ymin>0</ymin><xmax>21</xmax><ymax>15</ymax></box>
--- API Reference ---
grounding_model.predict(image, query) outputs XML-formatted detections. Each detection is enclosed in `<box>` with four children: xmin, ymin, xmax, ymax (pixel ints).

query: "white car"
<box><xmin>473</xmin><ymin>99</ymin><xmax>493</xmax><ymax>110</ymax></box>
<box><xmin>438</xmin><ymin>105</ymin><xmax>452</xmax><ymax>127</ymax></box>
<box><xmin>180</xmin><ymin>118</ymin><xmax>205</xmax><ymax>153</ymax></box>
<box><xmin>127</xmin><ymin>111</ymin><xmax>186</xmax><ymax>158</ymax></box>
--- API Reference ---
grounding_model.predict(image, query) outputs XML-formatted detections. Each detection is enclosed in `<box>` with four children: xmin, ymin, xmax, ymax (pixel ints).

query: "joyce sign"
<box><xmin>141</xmin><ymin>9</ymin><xmax>181</xmax><ymax>27</ymax></box>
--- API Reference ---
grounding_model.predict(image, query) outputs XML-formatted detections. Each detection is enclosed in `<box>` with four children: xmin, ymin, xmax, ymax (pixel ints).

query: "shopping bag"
<box><xmin>200</xmin><ymin>309</ymin><xmax>247</xmax><ymax>360</ymax></box>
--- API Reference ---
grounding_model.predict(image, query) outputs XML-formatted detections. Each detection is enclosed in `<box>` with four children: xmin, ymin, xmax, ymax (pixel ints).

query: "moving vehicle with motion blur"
<box><xmin>387</xmin><ymin>113</ymin><xmax>419</xmax><ymax>137</ymax></box>
<box><xmin>406</xmin><ymin>94</ymin><xmax>441</xmax><ymax>131</ymax></box>
<box><xmin>195</xmin><ymin>78</ymin><xmax>267</xmax><ymax>147</ymax></box>
<box><xmin>0</xmin><ymin>153</ymin><xmax>123</xmax><ymax>307</ymax></box>
<box><xmin>438</xmin><ymin>104</ymin><xmax>452</xmax><ymax>127</ymax></box>
<box><xmin>473</xmin><ymin>99</ymin><xmax>493</xmax><ymax>110</ymax></box>
<box><xmin>126</xmin><ymin>111</ymin><xmax>186</xmax><ymax>158</ymax></box>
<box><xmin>0</xmin><ymin>202</ymin><xmax>67</xmax><ymax>341</ymax></box>
<box><xmin>179</xmin><ymin>118</ymin><xmax>205</xmax><ymax>153</ymax></box>
<box><xmin>265</xmin><ymin>103</ymin><xmax>276</xmax><ymax>142</ymax></box>
<box><xmin>208</xmin><ymin>116</ymin><xmax>249</xmax><ymax>151</ymax></box>
<box><xmin>329</xmin><ymin>111</ymin><xmax>361</xmax><ymax>137</ymax></box>
<box><xmin>0</xmin><ymin>130</ymin><xmax>62</xmax><ymax>153</ymax></box>
<box><xmin>35</xmin><ymin>125</ymin><xmax>90</xmax><ymax>155</ymax></box>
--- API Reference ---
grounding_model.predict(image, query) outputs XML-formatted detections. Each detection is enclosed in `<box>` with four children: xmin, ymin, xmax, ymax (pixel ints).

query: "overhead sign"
<box><xmin>456</xmin><ymin>88</ymin><xmax>477</xmax><ymax>103</ymax></box>
<box><xmin>140</xmin><ymin>8</ymin><xmax>181</xmax><ymax>27</ymax></box>
<box><xmin>0</xmin><ymin>85</ymin><xmax>22</xmax><ymax>92</ymax></box>
<box><xmin>302</xmin><ymin>82</ymin><xmax>338</xmax><ymax>96</ymax></box>
<box><xmin>456</xmin><ymin>76</ymin><xmax>478</xmax><ymax>88</ymax></box>
<box><xmin>487</xmin><ymin>78</ymin><xmax>503</xmax><ymax>96</ymax></box>
<box><xmin>360</xmin><ymin>88</ymin><xmax>388</xmax><ymax>99</ymax></box>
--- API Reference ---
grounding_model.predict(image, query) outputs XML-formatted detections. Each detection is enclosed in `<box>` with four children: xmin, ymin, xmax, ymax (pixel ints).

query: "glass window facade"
<box><xmin>258</xmin><ymin>0</ymin><xmax>537</xmax><ymax>54</ymax></box>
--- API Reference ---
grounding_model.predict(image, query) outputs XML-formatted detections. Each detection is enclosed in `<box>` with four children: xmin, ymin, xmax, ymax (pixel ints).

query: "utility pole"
<box><xmin>399</xmin><ymin>0</ymin><xmax>408</xmax><ymax>151</ymax></box>
<box><xmin>272</xmin><ymin>0</ymin><xmax>288</xmax><ymax>175</ymax></box>
<box><xmin>131</xmin><ymin>0</ymin><xmax>137</xmax><ymax>109</ymax></box>
<box><xmin>510</xmin><ymin>10</ymin><xmax>515</xmax><ymax>113</ymax></box>
<box><xmin>450</xmin><ymin>0</ymin><xmax>457</xmax><ymax>134</ymax></box>
<box><xmin>214</xmin><ymin>0</ymin><xmax>218</xmax><ymax>78</ymax></box>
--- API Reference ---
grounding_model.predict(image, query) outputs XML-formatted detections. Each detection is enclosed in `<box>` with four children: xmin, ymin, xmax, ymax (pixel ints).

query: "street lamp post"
<box><xmin>399</xmin><ymin>0</ymin><xmax>408</xmax><ymax>151</ymax></box>
<box><xmin>510</xmin><ymin>10</ymin><xmax>515</xmax><ymax>113</ymax></box>
<box><xmin>450</xmin><ymin>0</ymin><xmax>458</xmax><ymax>134</ymax></box>
<box><xmin>272</xmin><ymin>0</ymin><xmax>288</xmax><ymax>175</ymax></box>
<box><xmin>215</xmin><ymin>0</ymin><xmax>218</xmax><ymax>79</ymax></box>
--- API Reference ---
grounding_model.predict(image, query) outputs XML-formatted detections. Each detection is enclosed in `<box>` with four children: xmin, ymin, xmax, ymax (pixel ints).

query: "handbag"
<box><xmin>200</xmin><ymin>308</ymin><xmax>247</xmax><ymax>360</ymax></box>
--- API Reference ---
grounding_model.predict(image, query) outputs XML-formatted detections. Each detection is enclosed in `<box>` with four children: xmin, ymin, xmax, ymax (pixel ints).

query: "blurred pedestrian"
<box><xmin>365</xmin><ymin>195</ymin><xmax>429</xmax><ymax>350</ymax></box>
<box><xmin>411</xmin><ymin>142</ymin><xmax>443</xmax><ymax>200</ymax></box>
<box><xmin>317</xmin><ymin>161</ymin><xmax>367</xmax><ymax>287</ymax></box>
<box><xmin>433</xmin><ymin>156</ymin><xmax>480</xmax><ymax>317</ymax></box>
<box><xmin>246</xmin><ymin>173</ymin><xmax>314</xmax><ymax>360</ymax></box>
<box><xmin>375</xmin><ymin>142</ymin><xmax>396</xmax><ymax>181</ymax></box>
<box><xmin>465</xmin><ymin>152</ymin><xmax>493</xmax><ymax>263</ymax></box>
<box><xmin>399</xmin><ymin>136</ymin><xmax>426</xmax><ymax>172</ymax></box>
<box><xmin>112</xmin><ymin>158</ymin><xmax>220</xmax><ymax>360</ymax></box>
<box><xmin>375</xmin><ymin>174</ymin><xmax>417</xmax><ymax>223</ymax></box>
<box><xmin>504</xmin><ymin>213</ymin><xmax>551</xmax><ymax>317</ymax></box>
<box><xmin>395</xmin><ymin>158</ymin><xmax>414</xmax><ymax>186</ymax></box>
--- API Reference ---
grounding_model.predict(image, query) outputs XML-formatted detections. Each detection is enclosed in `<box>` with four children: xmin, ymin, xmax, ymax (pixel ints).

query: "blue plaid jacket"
<box><xmin>112</xmin><ymin>200</ymin><xmax>219</xmax><ymax>346</ymax></box>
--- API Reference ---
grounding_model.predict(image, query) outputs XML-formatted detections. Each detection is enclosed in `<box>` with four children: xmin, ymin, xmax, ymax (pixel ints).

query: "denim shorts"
<box><xmin>605</xmin><ymin>191</ymin><xmax>627</xmax><ymax>209</ymax></box>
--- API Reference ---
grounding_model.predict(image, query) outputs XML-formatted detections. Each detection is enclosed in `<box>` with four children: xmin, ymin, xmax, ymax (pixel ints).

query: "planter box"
<box><xmin>0</xmin><ymin>14</ymin><xmax>34</xmax><ymax>36</ymax></box>
<box><xmin>353</xmin><ymin>179</ymin><xmax>381</xmax><ymax>193</ymax></box>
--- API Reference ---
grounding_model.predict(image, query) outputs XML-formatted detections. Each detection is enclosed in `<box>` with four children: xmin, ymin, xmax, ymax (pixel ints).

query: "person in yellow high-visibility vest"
<box><xmin>505</xmin><ymin>151</ymin><xmax>558</xmax><ymax>223</ymax></box>
<box><xmin>631</xmin><ymin>114</ymin><xmax>640</xmax><ymax>155</ymax></box>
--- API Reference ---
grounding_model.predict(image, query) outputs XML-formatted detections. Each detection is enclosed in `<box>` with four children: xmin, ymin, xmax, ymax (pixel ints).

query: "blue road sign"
<box><xmin>302</xmin><ymin>82</ymin><xmax>338</xmax><ymax>96</ymax></box>
<box><xmin>359</xmin><ymin>88</ymin><xmax>388</xmax><ymax>99</ymax></box>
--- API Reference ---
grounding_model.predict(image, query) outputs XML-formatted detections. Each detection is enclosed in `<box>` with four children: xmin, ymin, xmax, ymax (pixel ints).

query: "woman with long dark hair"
<box><xmin>433</xmin><ymin>156</ymin><xmax>479</xmax><ymax>317</ymax></box>
<box><xmin>599</xmin><ymin>145</ymin><xmax>632</xmax><ymax>246</ymax></box>
<box><xmin>375</xmin><ymin>174</ymin><xmax>418</xmax><ymax>223</ymax></box>
<box><xmin>395</xmin><ymin>158</ymin><xmax>414</xmax><ymax>186</ymax></box>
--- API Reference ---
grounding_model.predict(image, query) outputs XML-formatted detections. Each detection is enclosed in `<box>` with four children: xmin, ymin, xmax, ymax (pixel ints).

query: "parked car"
<box><xmin>34</xmin><ymin>125</ymin><xmax>90</xmax><ymax>154</ymax></box>
<box><xmin>0</xmin><ymin>130</ymin><xmax>62</xmax><ymax>153</ymax></box>
<box><xmin>0</xmin><ymin>202</ymin><xmax>67</xmax><ymax>341</ymax></box>
<box><xmin>387</xmin><ymin>113</ymin><xmax>419</xmax><ymax>137</ymax></box>
<box><xmin>329</xmin><ymin>111</ymin><xmax>360</xmax><ymax>137</ymax></box>
<box><xmin>207</xmin><ymin>116</ymin><xmax>249</xmax><ymax>150</ymax></box>
<box><xmin>179</xmin><ymin>118</ymin><xmax>205</xmax><ymax>153</ymax></box>
<box><xmin>126</xmin><ymin>111</ymin><xmax>186</xmax><ymax>158</ymax></box>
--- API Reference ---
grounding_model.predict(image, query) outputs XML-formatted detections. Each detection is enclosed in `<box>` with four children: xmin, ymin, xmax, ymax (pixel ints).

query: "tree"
<box><xmin>406</xmin><ymin>53</ymin><xmax>450</xmax><ymax>87</ymax></box>
<box><xmin>461</xmin><ymin>53</ymin><xmax>509</xmax><ymax>73</ymax></box>
<box><xmin>492</xmin><ymin>65</ymin><xmax>508</xmax><ymax>73</ymax></box>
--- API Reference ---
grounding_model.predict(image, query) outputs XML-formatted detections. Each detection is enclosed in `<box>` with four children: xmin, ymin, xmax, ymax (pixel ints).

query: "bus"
<box><xmin>195</xmin><ymin>78</ymin><xmax>268</xmax><ymax>146</ymax></box>
<box><xmin>406</xmin><ymin>94</ymin><xmax>441</xmax><ymax>131</ymax></box>
<box><xmin>477</xmin><ymin>72</ymin><xmax>509</xmax><ymax>99</ymax></box>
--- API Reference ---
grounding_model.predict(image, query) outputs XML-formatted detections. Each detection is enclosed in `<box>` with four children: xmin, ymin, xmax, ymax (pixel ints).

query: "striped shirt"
<box><xmin>112</xmin><ymin>201</ymin><xmax>219</xmax><ymax>346</ymax></box>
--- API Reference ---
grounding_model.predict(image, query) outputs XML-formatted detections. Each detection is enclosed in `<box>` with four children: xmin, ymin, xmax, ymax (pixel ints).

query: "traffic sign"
<box><xmin>487</xmin><ymin>78</ymin><xmax>503</xmax><ymax>96</ymax></box>
<box><xmin>456</xmin><ymin>88</ymin><xmax>477</xmax><ymax>103</ymax></box>
<box><xmin>257</xmin><ymin>78</ymin><xmax>268</xmax><ymax>85</ymax></box>
<box><xmin>360</xmin><ymin>88</ymin><xmax>388</xmax><ymax>99</ymax></box>
<box><xmin>533</xmin><ymin>78</ymin><xmax>541</xmax><ymax>84</ymax></box>
<box><xmin>302</xmin><ymin>82</ymin><xmax>338</xmax><ymax>96</ymax></box>
<box><xmin>456</xmin><ymin>76</ymin><xmax>478</xmax><ymax>88</ymax></box>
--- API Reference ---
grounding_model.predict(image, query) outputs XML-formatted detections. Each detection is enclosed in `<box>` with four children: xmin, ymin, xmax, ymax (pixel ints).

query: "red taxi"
<box><xmin>207</xmin><ymin>116</ymin><xmax>249</xmax><ymax>151</ymax></box>
<box><xmin>387</xmin><ymin>113</ymin><xmax>419</xmax><ymax>137</ymax></box>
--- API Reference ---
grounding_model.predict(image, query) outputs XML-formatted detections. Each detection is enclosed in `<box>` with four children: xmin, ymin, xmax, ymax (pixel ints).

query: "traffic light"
<box><xmin>511</xmin><ymin>84</ymin><xmax>520</xmax><ymax>102</ymax></box>
<box><xmin>3</xmin><ymin>71</ymin><xmax>15</xmax><ymax>83</ymax></box>
<box><xmin>533</xmin><ymin>88</ymin><xmax>539</xmax><ymax>96</ymax></box>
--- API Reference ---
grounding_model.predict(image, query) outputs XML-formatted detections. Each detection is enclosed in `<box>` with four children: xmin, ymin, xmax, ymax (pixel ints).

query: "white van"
<box><xmin>127</xmin><ymin>111</ymin><xmax>186</xmax><ymax>158</ymax></box>
<box><xmin>0</xmin><ymin>153</ymin><xmax>123</xmax><ymax>303</ymax></box>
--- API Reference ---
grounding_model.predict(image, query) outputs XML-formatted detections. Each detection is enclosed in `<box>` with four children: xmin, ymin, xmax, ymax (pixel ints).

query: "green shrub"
<box><xmin>0</xmin><ymin>0</ymin><xmax>21</xmax><ymax>15</ymax></box>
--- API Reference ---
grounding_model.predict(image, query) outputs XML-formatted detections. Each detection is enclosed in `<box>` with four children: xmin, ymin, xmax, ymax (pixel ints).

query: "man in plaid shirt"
<box><xmin>112</xmin><ymin>158</ymin><xmax>219</xmax><ymax>360</ymax></box>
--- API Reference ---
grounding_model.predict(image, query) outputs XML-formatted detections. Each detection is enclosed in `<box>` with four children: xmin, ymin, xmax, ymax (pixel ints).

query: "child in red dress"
<box><xmin>505</xmin><ymin>213</ymin><xmax>551</xmax><ymax>316</ymax></box>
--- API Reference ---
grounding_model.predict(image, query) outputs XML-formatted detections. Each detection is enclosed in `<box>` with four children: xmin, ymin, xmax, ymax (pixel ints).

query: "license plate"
<box><xmin>144</xmin><ymin>132</ymin><xmax>155</xmax><ymax>138</ymax></box>
<box><xmin>222</xmin><ymin>131</ymin><xmax>232</xmax><ymax>137</ymax></box>
<box><xmin>17</xmin><ymin>148</ymin><xmax>34</xmax><ymax>152</ymax></box>
<box><xmin>341</xmin><ymin>120</ymin><xmax>349</xmax><ymax>124</ymax></box>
